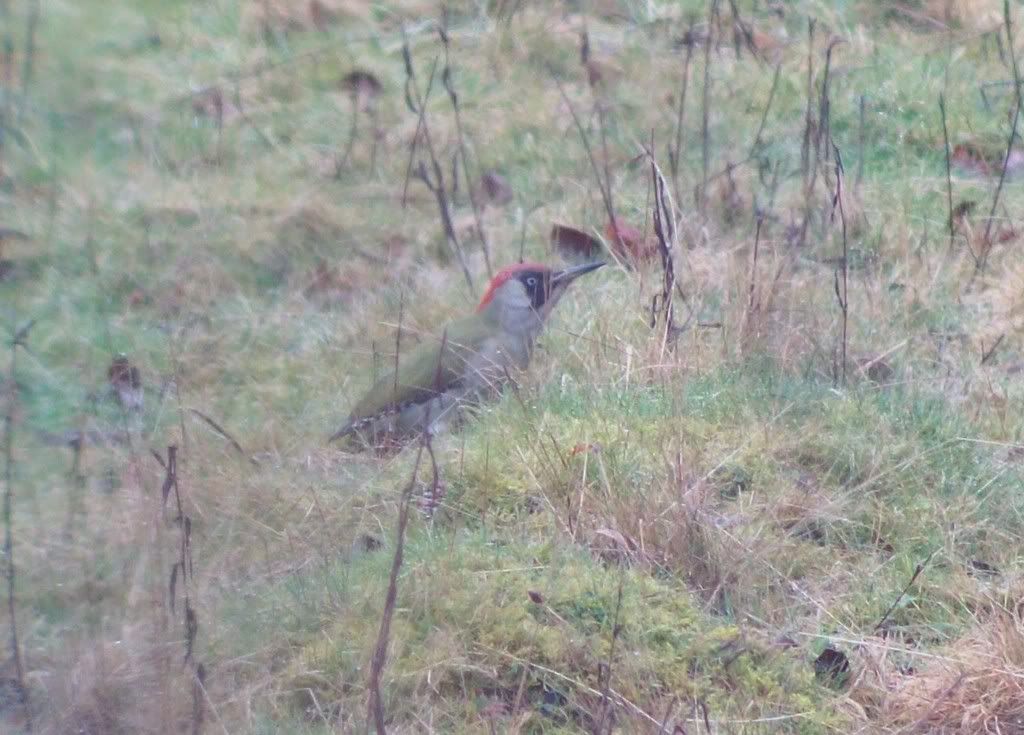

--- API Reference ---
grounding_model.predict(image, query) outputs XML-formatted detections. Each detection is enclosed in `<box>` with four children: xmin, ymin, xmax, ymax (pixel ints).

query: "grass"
<box><xmin>3</xmin><ymin>0</ymin><xmax>1024</xmax><ymax>732</ymax></box>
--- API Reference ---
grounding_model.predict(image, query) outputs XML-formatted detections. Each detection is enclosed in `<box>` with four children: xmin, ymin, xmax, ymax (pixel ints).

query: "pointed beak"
<box><xmin>551</xmin><ymin>260</ymin><xmax>606</xmax><ymax>287</ymax></box>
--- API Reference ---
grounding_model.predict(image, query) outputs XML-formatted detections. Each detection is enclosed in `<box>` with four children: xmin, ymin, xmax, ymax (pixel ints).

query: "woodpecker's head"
<box><xmin>477</xmin><ymin>261</ymin><xmax>605</xmax><ymax>335</ymax></box>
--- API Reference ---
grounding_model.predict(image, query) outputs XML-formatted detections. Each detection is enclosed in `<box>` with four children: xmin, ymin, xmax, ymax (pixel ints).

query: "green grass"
<box><xmin>4</xmin><ymin>0</ymin><xmax>1024</xmax><ymax>732</ymax></box>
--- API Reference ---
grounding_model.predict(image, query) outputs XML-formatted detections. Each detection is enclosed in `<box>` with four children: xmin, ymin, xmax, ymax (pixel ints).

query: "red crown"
<box><xmin>477</xmin><ymin>262</ymin><xmax>548</xmax><ymax>311</ymax></box>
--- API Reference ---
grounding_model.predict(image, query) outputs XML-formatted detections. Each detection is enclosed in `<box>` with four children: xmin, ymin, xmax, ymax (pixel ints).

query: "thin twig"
<box><xmin>393</xmin><ymin>290</ymin><xmax>404</xmax><ymax>409</ymax></box>
<box><xmin>939</xmin><ymin>94</ymin><xmax>955</xmax><ymax>254</ymax></box>
<box><xmin>670</xmin><ymin>24</ymin><xmax>697</xmax><ymax>204</ymax></box>
<box><xmin>726</xmin><ymin>0</ymin><xmax>763</xmax><ymax>60</ymax></box>
<box><xmin>188</xmin><ymin>408</ymin><xmax>258</xmax><ymax>465</ymax></box>
<box><xmin>800</xmin><ymin>19</ymin><xmax>817</xmax><ymax>193</ymax></box>
<box><xmin>699</xmin><ymin>0</ymin><xmax>719</xmax><ymax>214</ymax></box>
<box><xmin>3</xmin><ymin>320</ymin><xmax>33</xmax><ymax>731</ymax></box>
<box><xmin>440</xmin><ymin>8</ymin><xmax>494</xmax><ymax>278</ymax></box>
<box><xmin>981</xmin><ymin>334</ymin><xmax>1005</xmax><ymax>365</ymax></box>
<box><xmin>581</xmin><ymin>24</ymin><xmax>616</xmax><ymax>227</ymax></box>
<box><xmin>16</xmin><ymin>0</ymin><xmax>40</xmax><ymax>125</ymax></box>
<box><xmin>977</xmin><ymin>5</ymin><xmax>1023</xmax><ymax>275</ymax></box>
<box><xmin>977</xmin><ymin>95</ymin><xmax>1021</xmax><ymax>275</ymax></box>
<box><xmin>744</xmin><ymin>212</ymin><xmax>765</xmax><ymax>343</ymax></box>
<box><xmin>831</xmin><ymin>142</ymin><xmax>849</xmax><ymax>387</ymax></box>
<box><xmin>1004</xmin><ymin>0</ymin><xmax>1022</xmax><ymax>109</ymax></box>
<box><xmin>0</xmin><ymin>0</ymin><xmax>13</xmax><ymax>171</ymax></box>
<box><xmin>875</xmin><ymin>550</ymin><xmax>936</xmax><ymax>632</ymax></box>
<box><xmin>367</xmin><ymin>443</ymin><xmax>426</xmax><ymax>734</ymax></box>
<box><xmin>400</xmin><ymin>52</ymin><xmax>440</xmax><ymax>207</ymax></box>
<box><xmin>856</xmin><ymin>94</ymin><xmax>866</xmax><ymax>189</ymax></box>
<box><xmin>596</xmin><ymin>574</ymin><xmax>625</xmax><ymax>735</ymax></box>
<box><xmin>403</xmin><ymin>47</ymin><xmax>475</xmax><ymax>294</ymax></box>
<box><xmin>748</xmin><ymin>61</ymin><xmax>782</xmax><ymax>158</ymax></box>
<box><xmin>551</xmin><ymin>71</ymin><xmax>617</xmax><ymax>228</ymax></box>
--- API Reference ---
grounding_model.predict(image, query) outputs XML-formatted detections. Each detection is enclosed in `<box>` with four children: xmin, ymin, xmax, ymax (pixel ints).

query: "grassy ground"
<box><xmin>4</xmin><ymin>0</ymin><xmax>1024</xmax><ymax>732</ymax></box>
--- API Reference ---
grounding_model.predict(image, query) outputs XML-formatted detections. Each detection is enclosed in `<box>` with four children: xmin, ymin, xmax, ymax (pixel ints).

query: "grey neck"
<box><xmin>484</xmin><ymin>280</ymin><xmax>547</xmax><ymax>340</ymax></box>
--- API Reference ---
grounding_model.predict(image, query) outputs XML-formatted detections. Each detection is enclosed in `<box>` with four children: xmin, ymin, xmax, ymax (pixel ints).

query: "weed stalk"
<box><xmin>4</xmin><ymin>320</ymin><xmax>33</xmax><ymax>731</ymax></box>
<box><xmin>440</xmin><ymin>8</ymin><xmax>494</xmax><ymax>278</ymax></box>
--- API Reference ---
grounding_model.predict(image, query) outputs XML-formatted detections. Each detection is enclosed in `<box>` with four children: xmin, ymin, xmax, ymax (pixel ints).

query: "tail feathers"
<box><xmin>327</xmin><ymin>413</ymin><xmax>376</xmax><ymax>444</ymax></box>
<box><xmin>327</xmin><ymin>419</ymin><xmax>357</xmax><ymax>444</ymax></box>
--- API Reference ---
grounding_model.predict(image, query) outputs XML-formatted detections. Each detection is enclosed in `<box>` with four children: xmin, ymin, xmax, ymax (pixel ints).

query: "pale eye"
<box><xmin>526</xmin><ymin>276</ymin><xmax>537</xmax><ymax>287</ymax></box>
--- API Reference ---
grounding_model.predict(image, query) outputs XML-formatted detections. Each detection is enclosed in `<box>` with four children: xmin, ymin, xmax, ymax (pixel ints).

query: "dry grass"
<box><xmin>3</xmin><ymin>0</ymin><xmax>1024</xmax><ymax>732</ymax></box>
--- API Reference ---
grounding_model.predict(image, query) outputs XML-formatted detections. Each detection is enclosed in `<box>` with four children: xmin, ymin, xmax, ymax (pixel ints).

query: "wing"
<box><xmin>329</xmin><ymin>315</ymin><xmax>493</xmax><ymax>442</ymax></box>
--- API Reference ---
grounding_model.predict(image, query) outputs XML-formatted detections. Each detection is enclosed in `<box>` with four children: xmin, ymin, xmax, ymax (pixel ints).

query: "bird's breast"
<box><xmin>463</xmin><ymin>333</ymin><xmax>534</xmax><ymax>390</ymax></box>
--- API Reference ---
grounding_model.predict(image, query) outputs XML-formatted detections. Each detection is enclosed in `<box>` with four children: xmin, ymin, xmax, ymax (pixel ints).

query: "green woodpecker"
<box><xmin>329</xmin><ymin>260</ymin><xmax>605</xmax><ymax>446</ymax></box>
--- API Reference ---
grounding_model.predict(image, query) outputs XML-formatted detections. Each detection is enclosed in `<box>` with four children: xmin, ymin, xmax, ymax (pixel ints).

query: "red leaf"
<box><xmin>551</xmin><ymin>223</ymin><xmax>601</xmax><ymax>260</ymax></box>
<box><xmin>605</xmin><ymin>217</ymin><xmax>655</xmax><ymax>262</ymax></box>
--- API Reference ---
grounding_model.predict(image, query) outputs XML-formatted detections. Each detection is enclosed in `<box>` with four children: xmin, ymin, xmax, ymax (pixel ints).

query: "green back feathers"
<box><xmin>346</xmin><ymin>311</ymin><xmax>497</xmax><ymax>424</ymax></box>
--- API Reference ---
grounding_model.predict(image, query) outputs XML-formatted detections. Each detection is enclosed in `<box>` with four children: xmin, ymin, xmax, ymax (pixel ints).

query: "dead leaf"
<box><xmin>108</xmin><ymin>355</ymin><xmax>143</xmax><ymax>412</ymax></box>
<box><xmin>191</xmin><ymin>87</ymin><xmax>240</xmax><ymax>126</ymax></box>
<box><xmin>304</xmin><ymin>260</ymin><xmax>358</xmax><ymax>305</ymax></box>
<box><xmin>126</xmin><ymin>288</ymin><xmax>149</xmax><ymax>308</ymax></box>
<box><xmin>814</xmin><ymin>646</ymin><xmax>850</xmax><ymax>687</ymax></box>
<box><xmin>750</xmin><ymin>27</ymin><xmax>787</xmax><ymax>59</ymax></box>
<box><xmin>476</xmin><ymin>171</ymin><xmax>514</xmax><ymax>207</ymax></box>
<box><xmin>952</xmin><ymin>199</ymin><xmax>977</xmax><ymax>222</ymax></box>
<box><xmin>996</xmin><ymin>225</ymin><xmax>1019</xmax><ymax>244</ymax></box>
<box><xmin>569</xmin><ymin>442</ymin><xmax>600</xmax><ymax>456</ymax></box>
<box><xmin>605</xmin><ymin>217</ymin><xmax>655</xmax><ymax>263</ymax></box>
<box><xmin>853</xmin><ymin>354</ymin><xmax>894</xmax><ymax>384</ymax></box>
<box><xmin>341</xmin><ymin>69</ymin><xmax>382</xmax><ymax>110</ymax></box>
<box><xmin>551</xmin><ymin>223</ymin><xmax>601</xmax><ymax>261</ymax></box>
<box><xmin>381</xmin><ymin>234</ymin><xmax>409</xmax><ymax>261</ymax></box>
<box><xmin>949</xmin><ymin>142</ymin><xmax>1024</xmax><ymax>178</ymax></box>
<box><xmin>584</xmin><ymin>58</ymin><xmax>623</xmax><ymax>88</ymax></box>
<box><xmin>713</xmin><ymin>166</ymin><xmax>746</xmax><ymax>225</ymax></box>
<box><xmin>527</xmin><ymin>590</ymin><xmax>545</xmax><ymax>604</ymax></box>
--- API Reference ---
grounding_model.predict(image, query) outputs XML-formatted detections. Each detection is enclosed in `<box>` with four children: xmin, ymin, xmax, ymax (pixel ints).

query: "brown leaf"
<box><xmin>950</xmin><ymin>142</ymin><xmax>1005</xmax><ymax>177</ymax></box>
<box><xmin>304</xmin><ymin>260</ymin><xmax>358</xmax><ymax>305</ymax></box>
<box><xmin>108</xmin><ymin>355</ymin><xmax>141</xmax><ymax>391</ymax></box>
<box><xmin>814</xmin><ymin>646</ymin><xmax>850</xmax><ymax>686</ymax></box>
<box><xmin>527</xmin><ymin>590</ymin><xmax>544</xmax><ymax>604</ymax></box>
<box><xmin>380</xmin><ymin>234</ymin><xmax>409</xmax><ymax>261</ymax></box>
<box><xmin>952</xmin><ymin>199</ymin><xmax>977</xmax><ymax>222</ymax></box>
<box><xmin>191</xmin><ymin>87</ymin><xmax>240</xmax><ymax>126</ymax></box>
<box><xmin>605</xmin><ymin>217</ymin><xmax>655</xmax><ymax>263</ymax></box>
<box><xmin>569</xmin><ymin>442</ymin><xmax>600</xmax><ymax>456</ymax></box>
<box><xmin>996</xmin><ymin>225</ymin><xmax>1019</xmax><ymax>244</ymax></box>
<box><xmin>341</xmin><ymin>69</ymin><xmax>382</xmax><ymax>109</ymax></box>
<box><xmin>584</xmin><ymin>58</ymin><xmax>622</xmax><ymax>87</ymax></box>
<box><xmin>853</xmin><ymin>354</ymin><xmax>894</xmax><ymax>384</ymax></box>
<box><xmin>551</xmin><ymin>223</ymin><xmax>601</xmax><ymax>261</ymax></box>
<box><xmin>713</xmin><ymin>166</ymin><xmax>746</xmax><ymax>225</ymax></box>
<box><xmin>192</xmin><ymin>87</ymin><xmax>224</xmax><ymax>121</ymax></box>
<box><xmin>126</xmin><ymin>288</ymin><xmax>149</xmax><ymax>308</ymax></box>
<box><xmin>108</xmin><ymin>355</ymin><xmax>143</xmax><ymax>412</ymax></box>
<box><xmin>476</xmin><ymin>171</ymin><xmax>514</xmax><ymax>207</ymax></box>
